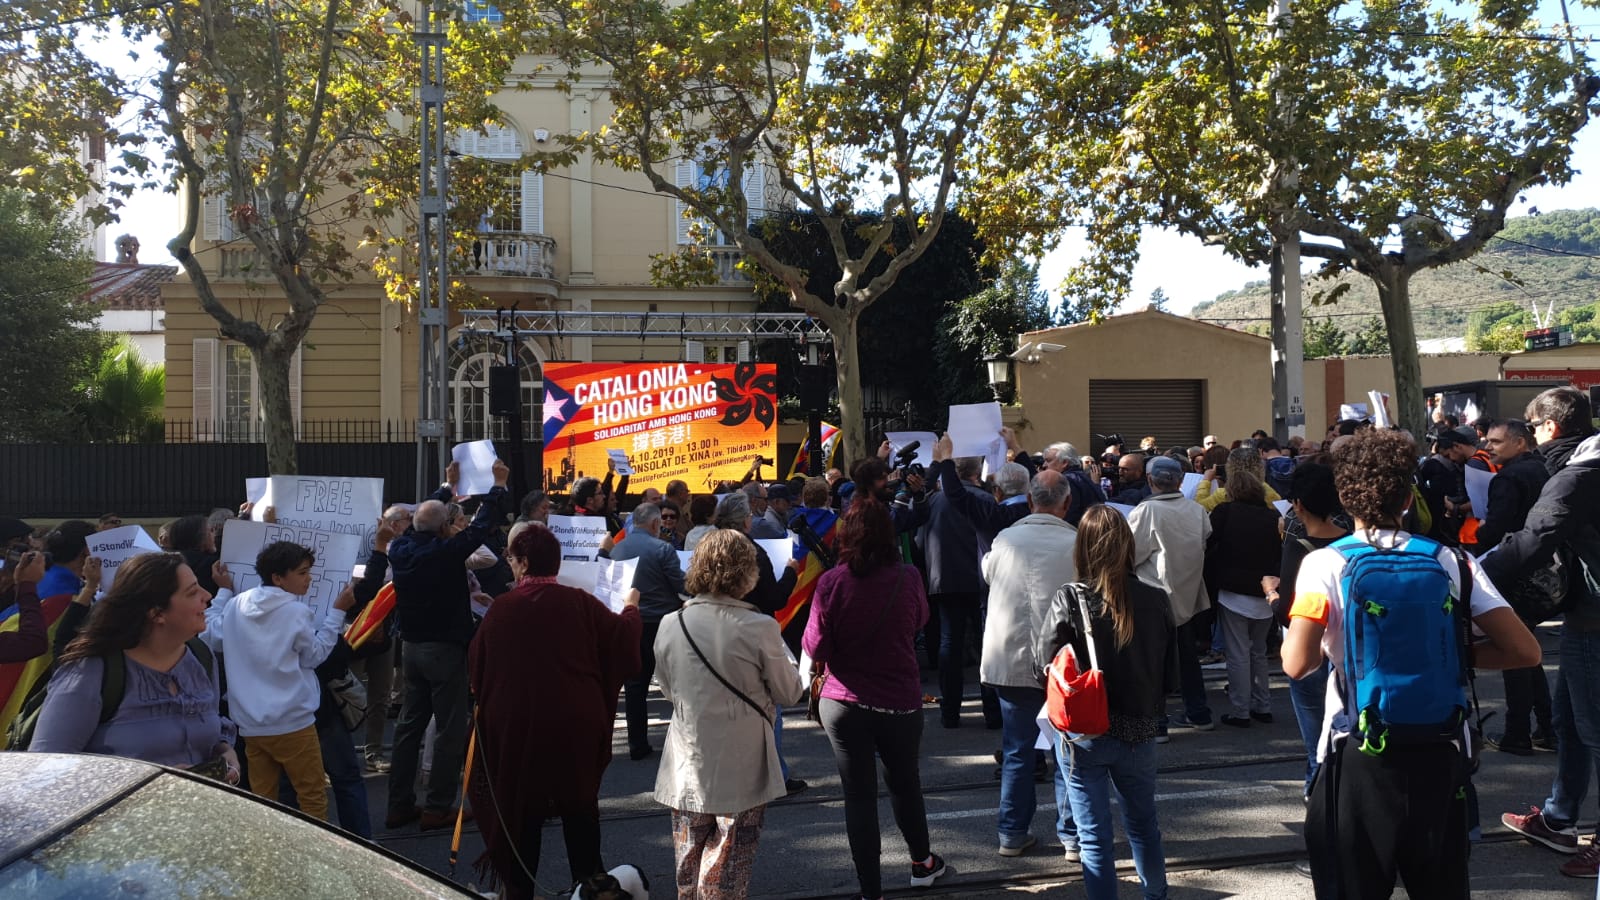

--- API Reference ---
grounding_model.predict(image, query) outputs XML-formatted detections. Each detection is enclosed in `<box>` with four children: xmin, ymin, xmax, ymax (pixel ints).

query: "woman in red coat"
<box><xmin>468</xmin><ymin>523</ymin><xmax>642</xmax><ymax>898</ymax></box>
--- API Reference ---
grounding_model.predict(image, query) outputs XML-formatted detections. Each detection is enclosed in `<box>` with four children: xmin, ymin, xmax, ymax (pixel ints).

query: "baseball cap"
<box><xmin>1147</xmin><ymin>456</ymin><xmax>1183</xmax><ymax>479</ymax></box>
<box><xmin>767</xmin><ymin>484</ymin><xmax>793</xmax><ymax>502</ymax></box>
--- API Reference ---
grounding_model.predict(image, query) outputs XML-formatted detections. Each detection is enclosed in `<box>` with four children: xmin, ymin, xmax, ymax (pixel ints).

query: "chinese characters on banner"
<box><xmin>542</xmin><ymin>362</ymin><xmax>779</xmax><ymax>493</ymax></box>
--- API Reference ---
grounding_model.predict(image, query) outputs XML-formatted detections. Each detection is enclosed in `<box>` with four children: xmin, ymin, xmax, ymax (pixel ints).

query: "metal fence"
<box><xmin>0</xmin><ymin>421</ymin><xmax>541</xmax><ymax>520</ymax></box>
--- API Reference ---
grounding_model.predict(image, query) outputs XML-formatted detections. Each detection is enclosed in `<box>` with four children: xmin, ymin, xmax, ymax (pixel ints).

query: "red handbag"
<box><xmin>1045</xmin><ymin>585</ymin><xmax>1109</xmax><ymax>737</ymax></box>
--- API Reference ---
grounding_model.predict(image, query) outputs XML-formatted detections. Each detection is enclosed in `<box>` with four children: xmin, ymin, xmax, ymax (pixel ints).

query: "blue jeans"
<box><xmin>280</xmin><ymin>712</ymin><xmax>372</xmax><ymax>838</ymax></box>
<box><xmin>1544</xmin><ymin>629</ymin><xmax>1600</xmax><ymax>829</ymax></box>
<box><xmin>1289</xmin><ymin>660</ymin><xmax>1329</xmax><ymax>796</ymax></box>
<box><xmin>1058</xmin><ymin>734</ymin><xmax>1167</xmax><ymax>900</ymax></box>
<box><xmin>995</xmin><ymin>686</ymin><xmax>1073</xmax><ymax>848</ymax></box>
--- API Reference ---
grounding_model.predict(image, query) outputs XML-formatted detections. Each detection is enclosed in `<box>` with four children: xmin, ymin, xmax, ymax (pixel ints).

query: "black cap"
<box><xmin>0</xmin><ymin>518</ymin><xmax>34</xmax><ymax>543</ymax></box>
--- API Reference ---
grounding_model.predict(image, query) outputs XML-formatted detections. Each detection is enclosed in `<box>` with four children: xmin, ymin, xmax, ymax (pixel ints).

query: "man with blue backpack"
<box><xmin>1282</xmin><ymin>428</ymin><xmax>1541</xmax><ymax>899</ymax></box>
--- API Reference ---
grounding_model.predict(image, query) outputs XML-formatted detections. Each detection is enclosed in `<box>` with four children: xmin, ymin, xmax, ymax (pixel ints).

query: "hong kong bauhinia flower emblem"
<box><xmin>713</xmin><ymin>363</ymin><xmax>777</xmax><ymax>429</ymax></box>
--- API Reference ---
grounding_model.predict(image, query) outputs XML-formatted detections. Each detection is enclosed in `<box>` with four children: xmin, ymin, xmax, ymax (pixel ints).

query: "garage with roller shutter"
<box><xmin>1010</xmin><ymin>308</ymin><xmax>1273</xmax><ymax>455</ymax></box>
<box><xmin>1089</xmin><ymin>379</ymin><xmax>1205</xmax><ymax>451</ymax></box>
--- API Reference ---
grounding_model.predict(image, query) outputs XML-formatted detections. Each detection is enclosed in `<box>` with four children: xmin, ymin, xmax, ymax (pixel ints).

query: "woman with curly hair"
<box><xmin>1282</xmin><ymin>428</ymin><xmax>1540</xmax><ymax>899</ymax></box>
<box><xmin>654</xmin><ymin>528</ymin><xmax>806</xmax><ymax>897</ymax></box>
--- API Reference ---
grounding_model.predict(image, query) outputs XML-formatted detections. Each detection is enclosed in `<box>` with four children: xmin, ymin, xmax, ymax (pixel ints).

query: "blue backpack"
<box><xmin>1332</xmin><ymin>534</ymin><xmax>1471</xmax><ymax>756</ymax></box>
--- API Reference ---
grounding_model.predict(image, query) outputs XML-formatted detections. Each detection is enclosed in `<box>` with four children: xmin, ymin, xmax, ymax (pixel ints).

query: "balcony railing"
<box><xmin>708</xmin><ymin>246</ymin><xmax>751</xmax><ymax>285</ymax></box>
<box><xmin>217</xmin><ymin>246</ymin><xmax>271</xmax><ymax>279</ymax></box>
<box><xmin>470</xmin><ymin>232</ymin><xmax>556</xmax><ymax>278</ymax></box>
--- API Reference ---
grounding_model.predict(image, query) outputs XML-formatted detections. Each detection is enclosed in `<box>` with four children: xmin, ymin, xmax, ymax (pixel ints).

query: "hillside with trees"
<box><xmin>1190</xmin><ymin>209</ymin><xmax>1600</xmax><ymax>347</ymax></box>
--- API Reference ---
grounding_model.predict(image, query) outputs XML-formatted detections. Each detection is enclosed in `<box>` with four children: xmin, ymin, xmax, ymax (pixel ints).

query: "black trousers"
<box><xmin>1501</xmin><ymin>664</ymin><xmax>1553</xmax><ymax>740</ymax></box>
<box><xmin>820</xmin><ymin>699</ymin><xmax>932</xmax><ymax>899</ymax></box>
<box><xmin>1306</xmin><ymin>740</ymin><xmax>1469</xmax><ymax>900</ymax></box>
<box><xmin>623</xmin><ymin>620</ymin><xmax>661</xmax><ymax>753</ymax></box>
<box><xmin>491</xmin><ymin>812</ymin><xmax>602</xmax><ymax>900</ymax></box>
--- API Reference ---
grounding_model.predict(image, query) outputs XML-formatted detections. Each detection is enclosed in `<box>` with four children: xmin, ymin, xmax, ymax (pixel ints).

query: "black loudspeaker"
<box><xmin>489</xmin><ymin>365</ymin><xmax>520</xmax><ymax>416</ymax></box>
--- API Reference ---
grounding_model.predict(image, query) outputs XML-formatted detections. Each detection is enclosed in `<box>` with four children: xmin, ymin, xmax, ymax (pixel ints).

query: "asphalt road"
<box><xmin>362</xmin><ymin>626</ymin><xmax>1595</xmax><ymax>898</ymax></box>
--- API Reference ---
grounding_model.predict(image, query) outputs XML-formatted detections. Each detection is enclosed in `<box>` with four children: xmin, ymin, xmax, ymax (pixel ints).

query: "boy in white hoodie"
<box><xmin>207</xmin><ymin>540</ymin><xmax>353</xmax><ymax>820</ymax></box>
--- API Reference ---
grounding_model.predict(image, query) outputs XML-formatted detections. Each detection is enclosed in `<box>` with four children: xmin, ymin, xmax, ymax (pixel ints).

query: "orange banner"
<box><xmin>542</xmin><ymin>362</ymin><xmax>779</xmax><ymax>493</ymax></box>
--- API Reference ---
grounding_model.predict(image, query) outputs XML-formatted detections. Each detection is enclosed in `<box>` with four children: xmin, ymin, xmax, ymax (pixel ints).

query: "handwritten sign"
<box><xmin>250</xmin><ymin>476</ymin><xmax>383</xmax><ymax>564</ymax></box>
<box><xmin>85</xmin><ymin>525</ymin><xmax>161</xmax><ymax>595</ymax></box>
<box><xmin>219</xmin><ymin>519</ymin><xmax>362</xmax><ymax>623</ymax></box>
<box><xmin>547</xmin><ymin>514</ymin><xmax>612</xmax><ymax>561</ymax></box>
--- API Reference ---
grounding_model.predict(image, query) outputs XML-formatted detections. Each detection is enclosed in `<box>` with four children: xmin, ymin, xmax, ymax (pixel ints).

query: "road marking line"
<box><xmin>924</xmin><ymin>783</ymin><xmax>1282</xmax><ymax>822</ymax></box>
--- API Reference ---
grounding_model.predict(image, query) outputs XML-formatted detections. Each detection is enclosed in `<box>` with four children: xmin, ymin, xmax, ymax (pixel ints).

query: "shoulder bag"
<box><xmin>1044</xmin><ymin>584</ymin><xmax>1109</xmax><ymax>738</ymax></box>
<box><xmin>806</xmin><ymin>564</ymin><xmax>906</xmax><ymax>721</ymax></box>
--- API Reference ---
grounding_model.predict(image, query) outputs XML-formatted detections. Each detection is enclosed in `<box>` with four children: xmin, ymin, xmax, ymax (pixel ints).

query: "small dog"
<box><xmin>572</xmin><ymin>863</ymin><xmax>649</xmax><ymax>899</ymax></box>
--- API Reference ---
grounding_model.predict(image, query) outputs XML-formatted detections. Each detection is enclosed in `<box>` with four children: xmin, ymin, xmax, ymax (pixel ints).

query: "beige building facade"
<box><xmin>1011</xmin><ymin>309</ymin><xmax>1506</xmax><ymax>452</ymax></box>
<box><xmin>163</xmin><ymin>78</ymin><xmax>776</xmax><ymax>442</ymax></box>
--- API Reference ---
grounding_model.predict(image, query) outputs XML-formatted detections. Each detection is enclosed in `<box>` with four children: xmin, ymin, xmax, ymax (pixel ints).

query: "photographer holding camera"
<box><xmin>0</xmin><ymin>518</ymin><xmax>50</xmax><ymax>664</ymax></box>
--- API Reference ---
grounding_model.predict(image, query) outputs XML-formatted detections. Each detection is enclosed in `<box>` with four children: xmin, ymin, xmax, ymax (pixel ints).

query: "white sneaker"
<box><xmin>997</xmin><ymin>835</ymin><xmax>1037</xmax><ymax>857</ymax></box>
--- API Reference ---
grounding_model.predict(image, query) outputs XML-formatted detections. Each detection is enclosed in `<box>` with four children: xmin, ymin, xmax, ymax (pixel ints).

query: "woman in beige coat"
<box><xmin>654</xmin><ymin>528</ymin><xmax>807</xmax><ymax>898</ymax></box>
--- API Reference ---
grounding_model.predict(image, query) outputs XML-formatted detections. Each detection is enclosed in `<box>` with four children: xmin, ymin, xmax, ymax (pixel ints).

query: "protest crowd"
<box><xmin>9</xmin><ymin>383</ymin><xmax>1600</xmax><ymax>900</ymax></box>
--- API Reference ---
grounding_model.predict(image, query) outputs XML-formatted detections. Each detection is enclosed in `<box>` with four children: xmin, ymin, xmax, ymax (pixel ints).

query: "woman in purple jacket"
<box><xmin>803</xmin><ymin>499</ymin><xmax>948</xmax><ymax>899</ymax></box>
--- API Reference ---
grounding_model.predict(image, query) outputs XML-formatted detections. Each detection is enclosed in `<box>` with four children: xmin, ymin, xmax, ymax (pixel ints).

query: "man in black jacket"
<box><xmin>917</xmin><ymin>455</ymin><xmax>1000</xmax><ymax>729</ymax></box>
<box><xmin>385</xmin><ymin>458</ymin><xmax>509</xmax><ymax>831</ymax></box>
<box><xmin>1487</xmin><ymin>388</ymin><xmax>1600</xmax><ymax>876</ymax></box>
<box><xmin>1417</xmin><ymin>428</ymin><xmax>1474</xmax><ymax>545</ymax></box>
<box><xmin>1479</xmin><ymin>419</ymin><xmax>1553</xmax><ymax>755</ymax></box>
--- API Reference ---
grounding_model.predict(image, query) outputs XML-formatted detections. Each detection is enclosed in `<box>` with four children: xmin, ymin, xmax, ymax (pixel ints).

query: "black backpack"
<box><xmin>6</xmin><ymin>638</ymin><xmax>215</xmax><ymax>751</ymax></box>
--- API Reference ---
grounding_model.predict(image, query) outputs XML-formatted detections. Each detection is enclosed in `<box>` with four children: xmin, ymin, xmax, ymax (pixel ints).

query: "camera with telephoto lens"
<box><xmin>3</xmin><ymin>544</ymin><xmax>51</xmax><ymax>570</ymax></box>
<box><xmin>892</xmin><ymin>441</ymin><xmax>925</xmax><ymax>483</ymax></box>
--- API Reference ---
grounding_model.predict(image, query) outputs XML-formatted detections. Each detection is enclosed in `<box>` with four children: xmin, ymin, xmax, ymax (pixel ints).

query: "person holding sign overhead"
<box><xmin>386</xmin><ymin>457</ymin><xmax>510</xmax><ymax>831</ymax></box>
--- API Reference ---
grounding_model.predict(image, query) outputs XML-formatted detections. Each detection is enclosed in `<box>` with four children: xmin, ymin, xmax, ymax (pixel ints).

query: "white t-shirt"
<box><xmin>1290</xmin><ymin>528</ymin><xmax>1510</xmax><ymax>762</ymax></box>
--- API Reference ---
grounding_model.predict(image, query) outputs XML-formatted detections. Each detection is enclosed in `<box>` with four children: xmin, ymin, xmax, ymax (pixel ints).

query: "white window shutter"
<box><xmin>288</xmin><ymin>346</ymin><xmax>303</xmax><ymax>429</ymax></box>
<box><xmin>192</xmin><ymin>338</ymin><xmax>218</xmax><ymax>438</ymax></box>
<box><xmin>742</xmin><ymin>161</ymin><xmax>765</xmax><ymax>223</ymax></box>
<box><xmin>675</xmin><ymin>159</ymin><xmax>695</xmax><ymax>244</ymax></box>
<box><xmin>520</xmin><ymin>172</ymin><xmax>543</xmax><ymax>235</ymax></box>
<box><xmin>203</xmin><ymin>196</ymin><xmax>222</xmax><ymax>241</ymax></box>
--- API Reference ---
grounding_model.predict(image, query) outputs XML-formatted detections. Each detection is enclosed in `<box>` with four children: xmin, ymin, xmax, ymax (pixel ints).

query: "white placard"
<box><xmin>451</xmin><ymin>440</ymin><xmax>499</xmax><ymax>496</ymax></box>
<box><xmin>251</xmin><ymin>475</ymin><xmax>383</xmax><ymax>564</ymax></box>
<box><xmin>1464</xmin><ymin>465</ymin><xmax>1495</xmax><ymax>520</ymax></box>
<box><xmin>606</xmin><ymin>448</ymin><xmax>635</xmax><ymax>476</ymax></box>
<box><xmin>1368</xmin><ymin>391</ymin><xmax>1392</xmax><ymax>429</ymax></box>
<box><xmin>85</xmin><ymin>525</ymin><xmax>161</xmax><ymax>595</ymax></box>
<box><xmin>947</xmin><ymin>402</ymin><xmax>1003</xmax><ymax>458</ymax></box>
<box><xmin>245</xmin><ymin>477</ymin><xmax>270</xmax><ymax>506</ymax></box>
<box><xmin>1273</xmin><ymin>499</ymin><xmax>1292</xmax><ymax>517</ymax></box>
<box><xmin>219</xmin><ymin>519</ymin><xmax>362</xmax><ymax>623</ymax></box>
<box><xmin>1107</xmin><ymin>502</ymin><xmax>1136</xmax><ymax>518</ymax></box>
<box><xmin>755</xmin><ymin>538</ymin><xmax>793</xmax><ymax>574</ymax></box>
<box><xmin>1180</xmin><ymin>472</ymin><xmax>1204</xmax><ymax>500</ymax></box>
<box><xmin>556</xmin><ymin>558</ymin><xmax>638</xmax><ymax>613</ymax></box>
<box><xmin>1339</xmin><ymin>402</ymin><xmax>1370</xmax><ymax>422</ymax></box>
<box><xmin>885</xmin><ymin>431</ymin><xmax>938</xmax><ymax>469</ymax></box>
<box><xmin>547</xmin><ymin>514</ymin><xmax>613</xmax><ymax>561</ymax></box>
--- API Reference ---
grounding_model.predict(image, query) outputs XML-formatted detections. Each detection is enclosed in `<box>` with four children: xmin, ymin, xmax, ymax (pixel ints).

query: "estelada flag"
<box><xmin>775</xmin><ymin>509</ymin><xmax>838</xmax><ymax>631</ymax></box>
<box><xmin>345</xmin><ymin>582</ymin><xmax>395</xmax><ymax>651</ymax></box>
<box><xmin>786</xmin><ymin>422</ymin><xmax>840</xmax><ymax>481</ymax></box>
<box><xmin>0</xmin><ymin>593</ymin><xmax>76</xmax><ymax>749</ymax></box>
